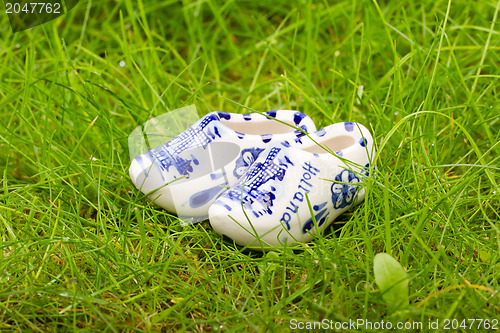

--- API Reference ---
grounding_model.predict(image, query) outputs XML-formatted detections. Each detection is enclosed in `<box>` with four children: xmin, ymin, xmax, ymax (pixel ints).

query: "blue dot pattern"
<box><xmin>359</xmin><ymin>137</ymin><xmax>367</xmax><ymax>147</ymax></box>
<box><xmin>344</xmin><ymin>122</ymin><xmax>354</xmax><ymax>132</ymax></box>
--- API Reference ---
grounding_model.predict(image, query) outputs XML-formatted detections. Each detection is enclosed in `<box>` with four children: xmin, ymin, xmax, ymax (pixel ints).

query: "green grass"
<box><xmin>0</xmin><ymin>0</ymin><xmax>499</xmax><ymax>331</ymax></box>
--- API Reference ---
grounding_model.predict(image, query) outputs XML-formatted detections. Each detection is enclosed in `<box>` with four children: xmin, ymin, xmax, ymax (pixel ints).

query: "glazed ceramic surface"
<box><xmin>209</xmin><ymin>122</ymin><xmax>376</xmax><ymax>248</ymax></box>
<box><xmin>129</xmin><ymin>110</ymin><xmax>316</xmax><ymax>223</ymax></box>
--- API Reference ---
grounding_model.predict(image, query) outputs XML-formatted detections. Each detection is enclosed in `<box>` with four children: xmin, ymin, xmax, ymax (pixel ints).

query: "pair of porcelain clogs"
<box><xmin>129</xmin><ymin>110</ymin><xmax>375</xmax><ymax>249</ymax></box>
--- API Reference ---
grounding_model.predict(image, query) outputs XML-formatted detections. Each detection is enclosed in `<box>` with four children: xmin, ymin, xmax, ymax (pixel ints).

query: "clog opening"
<box><xmin>304</xmin><ymin>135</ymin><xmax>355</xmax><ymax>154</ymax></box>
<box><xmin>221</xmin><ymin>118</ymin><xmax>297</xmax><ymax>135</ymax></box>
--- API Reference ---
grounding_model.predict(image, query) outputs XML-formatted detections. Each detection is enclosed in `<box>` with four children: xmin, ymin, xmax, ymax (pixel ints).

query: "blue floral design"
<box><xmin>330</xmin><ymin>169</ymin><xmax>360</xmax><ymax>209</ymax></box>
<box><xmin>233</xmin><ymin>147</ymin><xmax>265</xmax><ymax>178</ymax></box>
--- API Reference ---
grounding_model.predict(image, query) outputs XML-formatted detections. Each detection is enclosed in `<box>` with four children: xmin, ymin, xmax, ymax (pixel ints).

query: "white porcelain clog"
<box><xmin>208</xmin><ymin>122</ymin><xmax>375</xmax><ymax>248</ymax></box>
<box><xmin>129</xmin><ymin>110</ymin><xmax>316</xmax><ymax>223</ymax></box>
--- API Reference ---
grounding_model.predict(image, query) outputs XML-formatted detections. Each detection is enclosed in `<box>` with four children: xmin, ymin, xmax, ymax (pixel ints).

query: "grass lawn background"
<box><xmin>0</xmin><ymin>0</ymin><xmax>499</xmax><ymax>331</ymax></box>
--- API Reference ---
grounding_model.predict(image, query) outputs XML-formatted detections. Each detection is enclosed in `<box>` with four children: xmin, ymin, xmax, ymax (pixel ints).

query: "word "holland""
<box><xmin>280</xmin><ymin>161</ymin><xmax>320</xmax><ymax>230</ymax></box>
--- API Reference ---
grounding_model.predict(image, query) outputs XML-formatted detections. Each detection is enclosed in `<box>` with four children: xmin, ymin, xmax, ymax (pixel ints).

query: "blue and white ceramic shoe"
<box><xmin>129</xmin><ymin>110</ymin><xmax>316</xmax><ymax>223</ymax></box>
<box><xmin>208</xmin><ymin>122</ymin><xmax>376</xmax><ymax>248</ymax></box>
